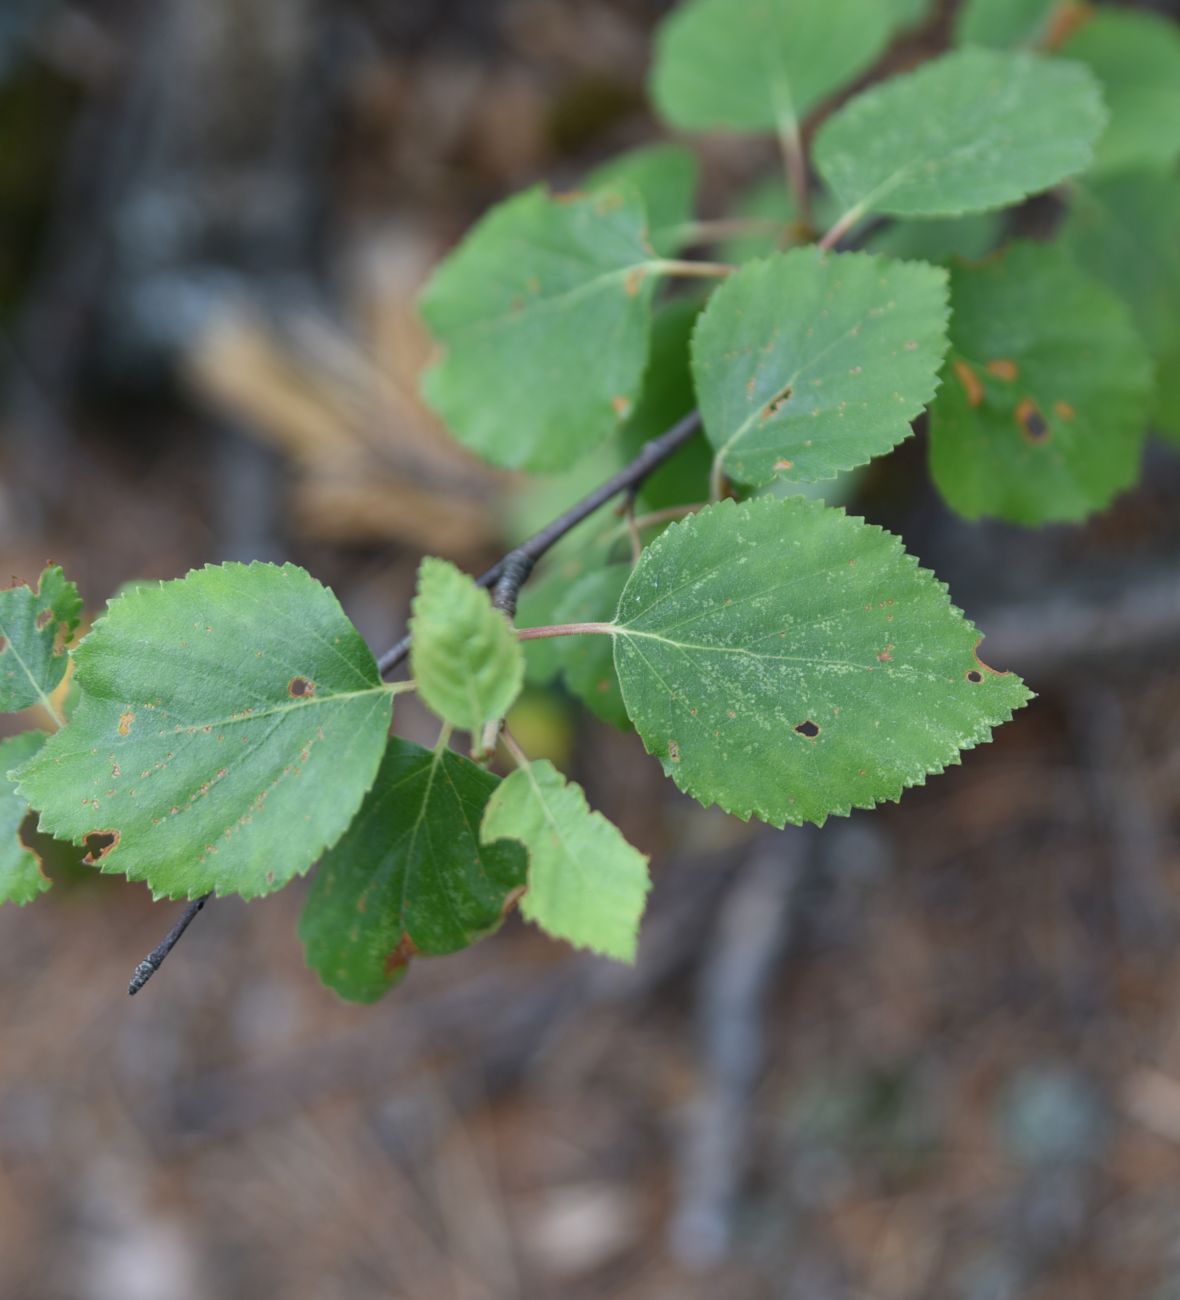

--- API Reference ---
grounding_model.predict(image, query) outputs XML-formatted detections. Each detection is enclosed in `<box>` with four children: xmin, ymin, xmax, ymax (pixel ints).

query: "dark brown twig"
<box><xmin>128</xmin><ymin>894</ymin><xmax>210</xmax><ymax>995</ymax></box>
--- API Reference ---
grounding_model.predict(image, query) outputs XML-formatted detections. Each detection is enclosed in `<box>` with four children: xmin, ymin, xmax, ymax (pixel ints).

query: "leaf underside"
<box><xmin>651</xmin><ymin>0</ymin><xmax>892</xmax><ymax>133</ymax></box>
<box><xmin>814</xmin><ymin>46</ymin><xmax>1106</xmax><ymax>219</ymax></box>
<box><xmin>420</xmin><ymin>185</ymin><xmax>660</xmax><ymax>472</ymax></box>
<box><xmin>611</xmin><ymin>496</ymin><xmax>1031</xmax><ymax>827</ymax></box>
<box><xmin>14</xmin><ymin>563</ymin><xmax>392</xmax><ymax>900</ymax></box>
<box><xmin>929</xmin><ymin>242</ymin><xmax>1154</xmax><ymax>524</ymax></box>
<box><xmin>300</xmin><ymin>737</ymin><xmax>527</xmax><ymax>1003</ymax></box>
<box><xmin>482</xmin><ymin>759</ymin><xmax>651</xmax><ymax>961</ymax></box>
<box><xmin>692</xmin><ymin>247</ymin><xmax>949</xmax><ymax>486</ymax></box>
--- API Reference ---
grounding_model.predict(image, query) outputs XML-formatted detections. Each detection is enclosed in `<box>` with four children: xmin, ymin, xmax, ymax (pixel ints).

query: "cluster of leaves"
<box><xmin>4</xmin><ymin>0</ymin><xmax>1178</xmax><ymax>1002</ymax></box>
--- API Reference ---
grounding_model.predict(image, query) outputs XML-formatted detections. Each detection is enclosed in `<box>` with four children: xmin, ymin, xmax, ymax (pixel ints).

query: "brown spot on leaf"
<box><xmin>1016</xmin><ymin>398</ymin><xmax>1050</xmax><ymax>442</ymax></box>
<box><xmin>1054</xmin><ymin>400</ymin><xmax>1076</xmax><ymax>421</ymax></box>
<box><xmin>385</xmin><ymin>933</ymin><xmax>419</xmax><ymax>977</ymax></box>
<box><xmin>877</xmin><ymin>645</ymin><xmax>893</xmax><ymax>662</ymax></box>
<box><xmin>624</xmin><ymin>267</ymin><xmax>647</xmax><ymax>297</ymax></box>
<box><xmin>0</xmin><ymin>636</ymin><xmax>6</xmax><ymax>654</ymax></box>
<box><xmin>953</xmin><ymin>360</ymin><xmax>984</xmax><ymax>407</ymax></box>
<box><xmin>761</xmin><ymin>385</ymin><xmax>793</xmax><ymax>423</ymax></box>
<box><xmin>986</xmin><ymin>358</ymin><xmax>1019</xmax><ymax>382</ymax></box>
<box><xmin>1044</xmin><ymin>1</ymin><xmax>1094</xmax><ymax>51</ymax></box>
<box><xmin>82</xmin><ymin>829</ymin><xmax>120</xmax><ymax>865</ymax></box>
<box><xmin>35</xmin><ymin>608</ymin><xmax>53</xmax><ymax>631</ymax></box>
<box><xmin>795</xmin><ymin>720</ymin><xmax>820</xmax><ymax>738</ymax></box>
<box><xmin>966</xmin><ymin>670</ymin><xmax>983</xmax><ymax>683</ymax></box>
<box><xmin>288</xmin><ymin>676</ymin><xmax>315</xmax><ymax>698</ymax></box>
<box><xmin>773</xmin><ymin>458</ymin><xmax>794</xmax><ymax>471</ymax></box>
<box><xmin>611</xmin><ymin>395</ymin><xmax>632</xmax><ymax>419</ymax></box>
<box><xmin>667</xmin><ymin>740</ymin><xmax>680</xmax><ymax>762</ymax></box>
<box><xmin>118</xmin><ymin>712</ymin><xmax>135</xmax><ymax>737</ymax></box>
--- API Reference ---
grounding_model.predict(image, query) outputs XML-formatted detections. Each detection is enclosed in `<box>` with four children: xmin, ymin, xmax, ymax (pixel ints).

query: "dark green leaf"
<box><xmin>1</xmin><ymin>731</ymin><xmax>50</xmax><ymax>906</ymax></box>
<box><xmin>0</xmin><ymin>565</ymin><xmax>81</xmax><ymax>718</ymax></box>
<box><xmin>300</xmin><ymin>737</ymin><xmax>526</xmax><ymax>1003</ymax></box>
<box><xmin>551</xmin><ymin>565</ymin><xmax>632</xmax><ymax>729</ymax></box>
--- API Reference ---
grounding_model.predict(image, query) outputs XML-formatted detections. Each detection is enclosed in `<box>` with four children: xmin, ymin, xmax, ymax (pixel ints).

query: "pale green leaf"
<box><xmin>420</xmin><ymin>186</ymin><xmax>663</xmax><ymax>471</ymax></box>
<box><xmin>0</xmin><ymin>565</ymin><xmax>82</xmax><ymax>717</ymax></box>
<box><xmin>13</xmin><ymin>563</ymin><xmax>393</xmax><ymax>900</ymax></box>
<box><xmin>693</xmin><ymin>247</ymin><xmax>949</xmax><ymax>487</ymax></box>
<box><xmin>929</xmin><ymin>242</ymin><xmax>1153</xmax><ymax>524</ymax></box>
<box><xmin>885</xmin><ymin>0</ymin><xmax>931</xmax><ymax>33</ymax></box>
<box><xmin>650</xmin><ymin>0</ymin><xmax>891</xmax><ymax>134</ymax></box>
<box><xmin>550</xmin><ymin>565</ymin><xmax>632</xmax><ymax>729</ymax></box>
<box><xmin>608</xmin><ymin>496</ymin><xmax>1031</xmax><ymax>827</ymax></box>
<box><xmin>1060</xmin><ymin>171</ymin><xmax>1180</xmax><ymax>444</ymax></box>
<box><xmin>482</xmin><ymin>759</ymin><xmax>650</xmax><ymax>961</ymax></box>
<box><xmin>814</xmin><ymin>47</ymin><xmax>1106</xmax><ymax>220</ymax></box>
<box><xmin>585</xmin><ymin>143</ymin><xmax>699</xmax><ymax>256</ymax></box>
<box><xmin>1</xmin><ymin>731</ymin><xmax>50</xmax><ymax>906</ymax></box>
<box><xmin>954</xmin><ymin>0</ymin><xmax>1057</xmax><ymax>48</ymax></box>
<box><xmin>1061</xmin><ymin>10</ymin><xmax>1180</xmax><ymax>177</ymax></box>
<box><xmin>410</xmin><ymin>558</ymin><xmax>523</xmax><ymax>733</ymax></box>
<box><xmin>300</xmin><ymin>737</ymin><xmax>526</xmax><ymax>1003</ymax></box>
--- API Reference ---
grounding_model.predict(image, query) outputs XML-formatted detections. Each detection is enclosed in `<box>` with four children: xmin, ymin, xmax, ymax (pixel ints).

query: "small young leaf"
<box><xmin>954</xmin><ymin>0</ymin><xmax>1057</xmax><ymax>48</ymax></box>
<box><xmin>693</xmin><ymin>248</ymin><xmax>949</xmax><ymax>487</ymax></box>
<box><xmin>814</xmin><ymin>48</ymin><xmax>1106</xmax><ymax>221</ymax></box>
<box><xmin>13</xmin><ymin>563</ymin><xmax>393</xmax><ymax>900</ymax></box>
<box><xmin>299</xmin><ymin>737</ymin><xmax>527</xmax><ymax>1003</ymax></box>
<box><xmin>1060</xmin><ymin>171</ymin><xmax>1180</xmax><ymax>444</ymax></box>
<box><xmin>584</xmin><ymin>143</ymin><xmax>698</xmax><ymax>257</ymax></box>
<box><xmin>929</xmin><ymin>242</ymin><xmax>1154</xmax><ymax>524</ymax></box>
<box><xmin>0</xmin><ymin>565</ymin><xmax>82</xmax><ymax>716</ymax></box>
<box><xmin>650</xmin><ymin>0</ymin><xmax>891</xmax><ymax>135</ymax></box>
<box><xmin>482</xmin><ymin>759</ymin><xmax>650</xmax><ymax>961</ymax></box>
<box><xmin>609</xmin><ymin>496</ymin><xmax>1030</xmax><ymax>827</ymax></box>
<box><xmin>551</xmin><ymin>565</ymin><xmax>632</xmax><ymax>729</ymax></box>
<box><xmin>410</xmin><ymin>558</ymin><xmax>523</xmax><ymax>733</ymax></box>
<box><xmin>1060</xmin><ymin>10</ymin><xmax>1180</xmax><ymax>177</ymax></box>
<box><xmin>420</xmin><ymin>186</ymin><xmax>662</xmax><ymax>471</ymax></box>
<box><xmin>1</xmin><ymin>731</ymin><xmax>50</xmax><ymax>906</ymax></box>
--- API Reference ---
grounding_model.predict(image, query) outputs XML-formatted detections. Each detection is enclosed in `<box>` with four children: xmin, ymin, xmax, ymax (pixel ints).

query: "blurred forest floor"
<box><xmin>3</xmin><ymin>2</ymin><xmax>1180</xmax><ymax>1298</ymax></box>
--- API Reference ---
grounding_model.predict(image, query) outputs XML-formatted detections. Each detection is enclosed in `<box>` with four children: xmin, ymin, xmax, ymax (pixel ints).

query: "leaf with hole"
<box><xmin>13</xmin><ymin>563</ymin><xmax>393</xmax><ymax>900</ymax></box>
<box><xmin>410</xmin><ymin>558</ymin><xmax>523</xmax><ymax>733</ymax></box>
<box><xmin>928</xmin><ymin>242</ymin><xmax>1154</xmax><ymax>524</ymax></box>
<box><xmin>814</xmin><ymin>47</ymin><xmax>1106</xmax><ymax>221</ymax></box>
<box><xmin>482</xmin><ymin>759</ymin><xmax>650</xmax><ymax>961</ymax></box>
<box><xmin>300</xmin><ymin>737</ymin><xmax>527</xmax><ymax>1003</ymax></box>
<box><xmin>1059</xmin><ymin>171</ymin><xmax>1180</xmax><ymax>445</ymax></box>
<box><xmin>693</xmin><ymin>248</ymin><xmax>949</xmax><ymax>488</ymax></box>
<box><xmin>420</xmin><ymin>186</ymin><xmax>663</xmax><ymax>471</ymax></box>
<box><xmin>606</xmin><ymin>496</ymin><xmax>1030</xmax><ymax>827</ymax></box>
<box><xmin>585</xmin><ymin>143</ymin><xmax>698</xmax><ymax>257</ymax></box>
<box><xmin>650</xmin><ymin>0</ymin><xmax>891</xmax><ymax>135</ymax></box>
<box><xmin>1</xmin><ymin>732</ymin><xmax>50</xmax><ymax>906</ymax></box>
<box><xmin>1060</xmin><ymin>10</ymin><xmax>1180</xmax><ymax>177</ymax></box>
<box><xmin>0</xmin><ymin>565</ymin><xmax>82</xmax><ymax>717</ymax></box>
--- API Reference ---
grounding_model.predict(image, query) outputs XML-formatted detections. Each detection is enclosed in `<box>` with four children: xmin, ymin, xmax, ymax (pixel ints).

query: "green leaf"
<box><xmin>617</xmin><ymin>298</ymin><xmax>712</xmax><ymax>514</ymax></box>
<box><xmin>864</xmin><ymin>212</ymin><xmax>1003</xmax><ymax>263</ymax></box>
<box><xmin>608</xmin><ymin>496</ymin><xmax>1031</xmax><ymax>827</ymax></box>
<box><xmin>410</xmin><ymin>558</ymin><xmax>523</xmax><ymax>733</ymax></box>
<box><xmin>814</xmin><ymin>47</ymin><xmax>1106</xmax><ymax>221</ymax></box>
<box><xmin>299</xmin><ymin>736</ymin><xmax>527</xmax><ymax>1003</ymax></box>
<box><xmin>954</xmin><ymin>0</ymin><xmax>1057</xmax><ymax>48</ymax></box>
<box><xmin>585</xmin><ymin>144</ymin><xmax>698</xmax><ymax>257</ymax></box>
<box><xmin>482</xmin><ymin>759</ymin><xmax>650</xmax><ymax>961</ymax></box>
<box><xmin>420</xmin><ymin>185</ymin><xmax>663</xmax><ymax>471</ymax></box>
<box><xmin>650</xmin><ymin>0</ymin><xmax>890</xmax><ymax>134</ymax></box>
<box><xmin>550</xmin><ymin>565</ymin><xmax>632</xmax><ymax>729</ymax></box>
<box><xmin>885</xmin><ymin>0</ymin><xmax>931</xmax><ymax>32</ymax></box>
<box><xmin>928</xmin><ymin>242</ymin><xmax>1153</xmax><ymax>524</ymax></box>
<box><xmin>13</xmin><ymin>563</ymin><xmax>393</xmax><ymax>900</ymax></box>
<box><xmin>1059</xmin><ymin>171</ymin><xmax>1180</xmax><ymax>444</ymax></box>
<box><xmin>1060</xmin><ymin>10</ymin><xmax>1180</xmax><ymax>177</ymax></box>
<box><xmin>0</xmin><ymin>565</ymin><xmax>82</xmax><ymax>717</ymax></box>
<box><xmin>1</xmin><ymin>731</ymin><xmax>50</xmax><ymax>906</ymax></box>
<box><xmin>693</xmin><ymin>247</ymin><xmax>949</xmax><ymax>487</ymax></box>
